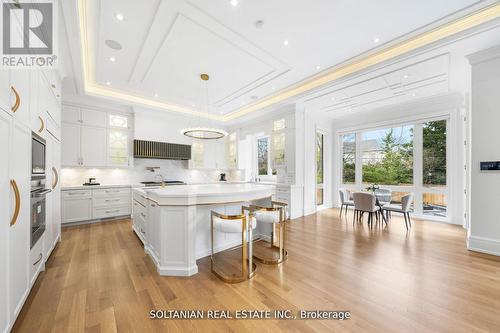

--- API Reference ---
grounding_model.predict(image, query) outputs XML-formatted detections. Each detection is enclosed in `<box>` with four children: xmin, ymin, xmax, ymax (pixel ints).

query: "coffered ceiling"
<box><xmin>61</xmin><ymin>0</ymin><xmax>500</xmax><ymax>121</ymax></box>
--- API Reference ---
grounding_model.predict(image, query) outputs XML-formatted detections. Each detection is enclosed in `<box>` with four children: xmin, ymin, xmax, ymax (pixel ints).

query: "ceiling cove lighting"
<box><xmin>76</xmin><ymin>0</ymin><xmax>500</xmax><ymax>122</ymax></box>
<box><xmin>180</xmin><ymin>74</ymin><xmax>228</xmax><ymax>140</ymax></box>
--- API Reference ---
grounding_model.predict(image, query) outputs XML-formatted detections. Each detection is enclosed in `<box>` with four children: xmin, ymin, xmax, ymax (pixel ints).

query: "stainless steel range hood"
<box><xmin>133</xmin><ymin>139</ymin><xmax>191</xmax><ymax>160</ymax></box>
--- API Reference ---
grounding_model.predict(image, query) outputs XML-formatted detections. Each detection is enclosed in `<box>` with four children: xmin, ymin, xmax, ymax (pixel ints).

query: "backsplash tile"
<box><xmin>60</xmin><ymin>159</ymin><xmax>244</xmax><ymax>186</ymax></box>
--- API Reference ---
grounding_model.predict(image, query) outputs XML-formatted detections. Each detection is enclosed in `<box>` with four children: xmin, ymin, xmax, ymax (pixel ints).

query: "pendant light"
<box><xmin>180</xmin><ymin>74</ymin><xmax>227</xmax><ymax>140</ymax></box>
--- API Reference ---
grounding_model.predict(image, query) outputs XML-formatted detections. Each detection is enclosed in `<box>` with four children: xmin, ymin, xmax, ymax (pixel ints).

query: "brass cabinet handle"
<box><xmin>11</xmin><ymin>86</ymin><xmax>20</xmax><ymax>113</ymax></box>
<box><xmin>52</xmin><ymin>167</ymin><xmax>58</xmax><ymax>189</ymax></box>
<box><xmin>33</xmin><ymin>253</ymin><xmax>43</xmax><ymax>266</ymax></box>
<box><xmin>10</xmin><ymin>179</ymin><xmax>20</xmax><ymax>226</ymax></box>
<box><xmin>38</xmin><ymin>116</ymin><xmax>44</xmax><ymax>133</ymax></box>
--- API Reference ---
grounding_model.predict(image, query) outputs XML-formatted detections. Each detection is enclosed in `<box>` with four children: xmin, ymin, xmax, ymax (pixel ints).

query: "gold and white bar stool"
<box><xmin>210</xmin><ymin>207</ymin><xmax>257</xmax><ymax>283</ymax></box>
<box><xmin>250</xmin><ymin>201</ymin><xmax>288</xmax><ymax>265</ymax></box>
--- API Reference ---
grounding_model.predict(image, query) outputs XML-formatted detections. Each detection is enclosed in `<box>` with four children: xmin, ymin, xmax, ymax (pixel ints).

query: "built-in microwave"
<box><xmin>32</xmin><ymin>132</ymin><xmax>46</xmax><ymax>179</ymax></box>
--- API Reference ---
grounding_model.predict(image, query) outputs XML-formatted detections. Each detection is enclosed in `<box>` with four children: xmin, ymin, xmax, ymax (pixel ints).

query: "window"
<box><xmin>273</xmin><ymin>118</ymin><xmax>286</xmax><ymax>131</ymax></box>
<box><xmin>109</xmin><ymin>129</ymin><xmax>128</xmax><ymax>165</ymax></box>
<box><xmin>423</xmin><ymin>120</ymin><xmax>447</xmax><ymax>187</ymax></box>
<box><xmin>316</xmin><ymin>132</ymin><xmax>324</xmax><ymax>206</ymax></box>
<box><xmin>257</xmin><ymin>137</ymin><xmax>270</xmax><ymax>176</ymax></box>
<box><xmin>339</xmin><ymin>118</ymin><xmax>449</xmax><ymax>220</ymax></box>
<box><xmin>192</xmin><ymin>142</ymin><xmax>204</xmax><ymax>169</ymax></box>
<box><xmin>362</xmin><ymin>126</ymin><xmax>413</xmax><ymax>185</ymax></box>
<box><xmin>109</xmin><ymin>114</ymin><xmax>128</xmax><ymax>128</ymax></box>
<box><xmin>342</xmin><ymin>134</ymin><xmax>356</xmax><ymax>184</ymax></box>
<box><xmin>272</xmin><ymin>132</ymin><xmax>285</xmax><ymax>166</ymax></box>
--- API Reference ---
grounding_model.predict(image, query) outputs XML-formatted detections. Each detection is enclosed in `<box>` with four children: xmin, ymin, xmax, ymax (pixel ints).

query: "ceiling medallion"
<box><xmin>181</xmin><ymin>74</ymin><xmax>228</xmax><ymax>140</ymax></box>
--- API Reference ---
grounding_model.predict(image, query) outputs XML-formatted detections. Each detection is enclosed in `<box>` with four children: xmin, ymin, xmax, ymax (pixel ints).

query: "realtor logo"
<box><xmin>1</xmin><ymin>1</ymin><xmax>57</xmax><ymax>68</ymax></box>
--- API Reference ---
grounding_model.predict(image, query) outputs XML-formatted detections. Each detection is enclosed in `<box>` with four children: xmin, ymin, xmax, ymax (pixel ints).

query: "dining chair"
<box><xmin>339</xmin><ymin>188</ymin><xmax>354</xmax><ymax>217</ymax></box>
<box><xmin>353</xmin><ymin>192</ymin><xmax>380</xmax><ymax>227</ymax></box>
<box><xmin>374</xmin><ymin>188</ymin><xmax>392</xmax><ymax>206</ymax></box>
<box><xmin>382</xmin><ymin>193</ymin><xmax>414</xmax><ymax>230</ymax></box>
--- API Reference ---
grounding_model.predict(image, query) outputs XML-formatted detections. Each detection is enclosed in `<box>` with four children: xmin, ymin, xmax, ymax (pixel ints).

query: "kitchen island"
<box><xmin>132</xmin><ymin>183</ymin><xmax>273</xmax><ymax>276</ymax></box>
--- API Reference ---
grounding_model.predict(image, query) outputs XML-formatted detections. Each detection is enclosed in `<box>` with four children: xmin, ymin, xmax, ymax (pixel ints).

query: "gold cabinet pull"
<box><xmin>10</xmin><ymin>179</ymin><xmax>20</xmax><ymax>226</ymax></box>
<box><xmin>38</xmin><ymin>116</ymin><xmax>44</xmax><ymax>133</ymax></box>
<box><xmin>11</xmin><ymin>86</ymin><xmax>20</xmax><ymax>113</ymax></box>
<box><xmin>52</xmin><ymin>167</ymin><xmax>59</xmax><ymax>189</ymax></box>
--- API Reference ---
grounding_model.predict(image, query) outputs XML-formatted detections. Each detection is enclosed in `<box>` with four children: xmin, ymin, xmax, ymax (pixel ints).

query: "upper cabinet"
<box><xmin>61</xmin><ymin>105</ymin><xmax>132</xmax><ymax>167</ymax></box>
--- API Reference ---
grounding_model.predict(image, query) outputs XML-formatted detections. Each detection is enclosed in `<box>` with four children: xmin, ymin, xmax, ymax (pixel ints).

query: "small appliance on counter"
<box><xmin>83</xmin><ymin>177</ymin><xmax>100</xmax><ymax>186</ymax></box>
<box><xmin>219</xmin><ymin>173</ymin><xmax>227</xmax><ymax>181</ymax></box>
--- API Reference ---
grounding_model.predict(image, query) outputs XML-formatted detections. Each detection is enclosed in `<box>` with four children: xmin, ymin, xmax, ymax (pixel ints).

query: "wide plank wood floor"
<box><xmin>12</xmin><ymin>209</ymin><xmax>500</xmax><ymax>332</ymax></box>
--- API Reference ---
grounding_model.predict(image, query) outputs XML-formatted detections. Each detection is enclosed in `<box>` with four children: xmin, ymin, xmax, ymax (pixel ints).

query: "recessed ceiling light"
<box><xmin>109</xmin><ymin>57</ymin><xmax>116</xmax><ymax>62</ymax></box>
<box><xmin>230</xmin><ymin>0</ymin><xmax>238</xmax><ymax>7</ymax></box>
<box><xmin>373</xmin><ymin>37</ymin><xmax>380</xmax><ymax>43</ymax></box>
<box><xmin>403</xmin><ymin>74</ymin><xmax>409</xmax><ymax>79</ymax></box>
<box><xmin>105</xmin><ymin>39</ymin><xmax>122</xmax><ymax>50</ymax></box>
<box><xmin>283</xmin><ymin>40</ymin><xmax>289</xmax><ymax>46</ymax></box>
<box><xmin>105</xmin><ymin>81</ymin><xmax>111</xmax><ymax>86</ymax></box>
<box><xmin>271</xmin><ymin>87</ymin><xmax>275</xmax><ymax>90</ymax></box>
<box><xmin>115</xmin><ymin>13</ymin><xmax>124</xmax><ymax>21</ymax></box>
<box><xmin>250</xmin><ymin>95</ymin><xmax>258</xmax><ymax>100</ymax></box>
<box><xmin>191</xmin><ymin>103</ymin><xmax>196</xmax><ymax>107</ymax></box>
<box><xmin>316</xmin><ymin>65</ymin><xmax>321</xmax><ymax>70</ymax></box>
<box><xmin>255</xmin><ymin>20</ymin><xmax>264</xmax><ymax>29</ymax></box>
<box><xmin>411</xmin><ymin>92</ymin><xmax>416</xmax><ymax>97</ymax></box>
<box><xmin>154</xmin><ymin>93</ymin><xmax>158</xmax><ymax>98</ymax></box>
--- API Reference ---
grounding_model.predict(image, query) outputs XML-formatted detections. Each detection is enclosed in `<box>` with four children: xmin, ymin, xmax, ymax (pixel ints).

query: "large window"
<box><xmin>362</xmin><ymin>126</ymin><xmax>413</xmax><ymax>185</ymax></box>
<box><xmin>257</xmin><ymin>137</ymin><xmax>270</xmax><ymax>176</ymax></box>
<box><xmin>316</xmin><ymin>132</ymin><xmax>324</xmax><ymax>206</ymax></box>
<box><xmin>342</xmin><ymin>134</ymin><xmax>356</xmax><ymax>184</ymax></box>
<box><xmin>340</xmin><ymin>118</ymin><xmax>449</xmax><ymax>220</ymax></box>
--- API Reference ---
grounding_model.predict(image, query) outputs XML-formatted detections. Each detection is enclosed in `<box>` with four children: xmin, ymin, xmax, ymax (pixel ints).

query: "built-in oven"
<box><xmin>31</xmin><ymin>132</ymin><xmax>46</xmax><ymax>180</ymax></box>
<box><xmin>30</xmin><ymin>187</ymin><xmax>50</xmax><ymax>248</ymax></box>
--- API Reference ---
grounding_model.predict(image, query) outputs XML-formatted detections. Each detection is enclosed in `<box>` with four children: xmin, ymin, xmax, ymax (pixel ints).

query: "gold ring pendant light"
<box><xmin>180</xmin><ymin>74</ymin><xmax>228</xmax><ymax>140</ymax></box>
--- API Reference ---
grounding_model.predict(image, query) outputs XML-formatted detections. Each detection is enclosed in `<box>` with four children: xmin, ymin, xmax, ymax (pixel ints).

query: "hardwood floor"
<box><xmin>13</xmin><ymin>209</ymin><xmax>500</xmax><ymax>333</ymax></box>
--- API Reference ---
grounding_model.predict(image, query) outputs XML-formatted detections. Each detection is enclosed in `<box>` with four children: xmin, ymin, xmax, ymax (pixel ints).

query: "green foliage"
<box><xmin>423</xmin><ymin>120</ymin><xmax>447</xmax><ymax>185</ymax></box>
<box><xmin>362</xmin><ymin>128</ymin><xmax>413</xmax><ymax>185</ymax></box>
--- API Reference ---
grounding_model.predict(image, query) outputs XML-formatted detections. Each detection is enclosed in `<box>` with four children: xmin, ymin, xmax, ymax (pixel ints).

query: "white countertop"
<box><xmin>144</xmin><ymin>183</ymin><xmax>273</xmax><ymax>206</ymax></box>
<box><xmin>61</xmin><ymin>184</ymin><xmax>135</xmax><ymax>191</ymax></box>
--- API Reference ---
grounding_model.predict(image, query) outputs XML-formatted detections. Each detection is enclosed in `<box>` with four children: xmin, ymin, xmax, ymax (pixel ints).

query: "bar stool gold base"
<box><xmin>211</xmin><ymin>261</ymin><xmax>257</xmax><ymax>284</ymax></box>
<box><xmin>253</xmin><ymin>241</ymin><xmax>288</xmax><ymax>265</ymax></box>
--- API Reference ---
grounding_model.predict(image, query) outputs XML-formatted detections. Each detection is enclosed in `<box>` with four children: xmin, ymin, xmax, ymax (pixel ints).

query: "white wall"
<box><xmin>467</xmin><ymin>45</ymin><xmax>500</xmax><ymax>256</ymax></box>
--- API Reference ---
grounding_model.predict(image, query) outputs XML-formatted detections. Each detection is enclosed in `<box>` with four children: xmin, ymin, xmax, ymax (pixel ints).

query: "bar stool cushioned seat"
<box><xmin>214</xmin><ymin>216</ymin><xmax>257</xmax><ymax>233</ymax></box>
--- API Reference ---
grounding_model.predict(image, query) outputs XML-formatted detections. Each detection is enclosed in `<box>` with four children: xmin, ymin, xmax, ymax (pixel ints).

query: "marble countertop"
<box><xmin>145</xmin><ymin>183</ymin><xmax>274</xmax><ymax>206</ymax></box>
<box><xmin>61</xmin><ymin>184</ymin><xmax>135</xmax><ymax>191</ymax></box>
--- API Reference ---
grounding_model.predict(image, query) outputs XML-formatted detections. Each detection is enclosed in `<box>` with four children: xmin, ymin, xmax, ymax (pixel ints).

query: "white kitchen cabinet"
<box><xmin>81</xmin><ymin>126</ymin><xmax>107</xmax><ymax>167</ymax></box>
<box><xmin>29</xmin><ymin>234</ymin><xmax>45</xmax><ymax>287</ymax></box>
<box><xmin>10</xmin><ymin>70</ymin><xmax>31</xmax><ymax>128</ymax></box>
<box><xmin>62</xmin><ymin>105</ymin><xmax>81</xmax><ymax>124</ymax></box>
<box><xmin>9</xmin><ymin>121</ymin><xmax>31</xmax><ymax>324</ymax></box>
<box><xmin>0</xmin><ymin>69</ymin><xmax>10</xmax><ymax>113</ymax></box>
<box><xmin>29</xmin><ymin>71</ymin><xmax>45</xmax><ymax>137</ymax></box>
<box><xmin>0</xmin><ymin>110</ymin><xmax>11</xmax><ymax>333</ymax></box>
<box><xmin>132</xmin><ymin>191</ymin><xmax>148</xmax><ymax>244</ymax></box>
<box><xmin>189</xmin><ymin>141</ymin><xmax>228</xmax><ymax>170</ymax></box>
<box><xmin>62</xmin><ymin>190</ymin><xmax>93</xmax><ymax>223</ymax></box>
<box><xmin>81</xmin><ymin>108</ymin><xmax>107</xmax><ymax>127</ymax></box>
<box><xmin>61</xmin><ymin>122</ymin><xmax>81</xmax><ymax>166</ymax></box>
<box><xmin>44</xmin><ymin>133</ymin><xmax>61</xmax><ymax>259</ymax></box>
<box><xmin>147</xmin><ymin>200</ymin><xmax>161</xmax><ymax>259</ymax></box>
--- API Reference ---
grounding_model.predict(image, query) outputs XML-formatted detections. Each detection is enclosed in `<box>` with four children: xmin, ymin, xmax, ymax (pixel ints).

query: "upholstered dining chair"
<box><xmin>382</xmin><ymin>193</ymin><xmax>414</xmax><ymax>230</ymax></box>
<box><xmin>374</xmin><ymin>188</ymin><xmax>392</xmax><ymax>206</ymax></box>
<box><xmin>339</xmin><ymin>188</ymin><xmax>354</xmax><ymax>217</ymax></box>
<box><xmin>353</xmin><ymin>192</ymin><xmax>380</xmax><ymax>227</ymax></box>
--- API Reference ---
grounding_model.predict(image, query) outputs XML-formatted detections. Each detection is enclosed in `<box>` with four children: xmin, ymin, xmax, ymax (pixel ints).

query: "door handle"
<box><xmin>52</xmin><ymin>167</ymin><xmax>58</xmax><ymax>189</ymax></box>
<box><xmin>33</xmin><ymin>253</ymin><xmax>43</xmax><ymax>266</ymax></box>
<box><xmin>38</xmin><ymin>116</ymin><xmax>44</xmax><ymax>133</ymax></box>
<box><xmin>11</xmin><ymin>86</ymin><xmax>20</xmax><ymax>113</ymax></box>
<box><xmin>10</xmin><ymin>179</ymin><xmax>20</xmax><ymax>226</ymax></box>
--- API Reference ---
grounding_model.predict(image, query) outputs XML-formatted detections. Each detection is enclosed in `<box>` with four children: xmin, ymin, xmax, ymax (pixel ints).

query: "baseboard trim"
<box><xmin>467</xmin><ymin>235</ymin><xmax>500</xmax><ymax>256</ymax></box>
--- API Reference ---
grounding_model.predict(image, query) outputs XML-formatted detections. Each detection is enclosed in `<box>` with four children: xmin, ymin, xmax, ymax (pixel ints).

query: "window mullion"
<box><xmin>355</xmin><ymin>132</ymin><xmax>363</xmax><ymax>190</ymax></box>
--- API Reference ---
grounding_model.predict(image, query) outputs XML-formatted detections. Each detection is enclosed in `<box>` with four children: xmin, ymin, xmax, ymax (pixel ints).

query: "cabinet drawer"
<box><xmin>93</xmin><ymin>205</ymin><xmax>131</xmax><ymax>219</ymax></box>
<box><xmin>30</xmin><ymin>237</ymin><xmax>44</xmax><ymax>285</ymax></box>
<box><xmin>94</xmin><ymin>188</ymin><xmax>130</xmax><ymax>197</ymax></box>
<box><xmin>133</xmin><ymin>191</ymin><xmax>148</xmax><ymax>207</ymax></box>
<box><xmin>62</xmin><ymin>190</ymin><xmax>92</xmax><ymax>199</ymax></box>
<box><xmin>133</xmin><ymin>200</ymin><xmax>147</xmax><ymax>218</ymax></box>
<box><xmin>94</xmin><ymin>196</ymin><xmax>130</xmax><ymax>208</ymax></box>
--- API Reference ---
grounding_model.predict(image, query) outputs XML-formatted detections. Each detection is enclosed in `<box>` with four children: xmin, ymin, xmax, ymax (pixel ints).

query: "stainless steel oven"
<box><xmin>32</xmin><ymin>132</ymin><xmax>46</xmax><ymax>179</ymax></box>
